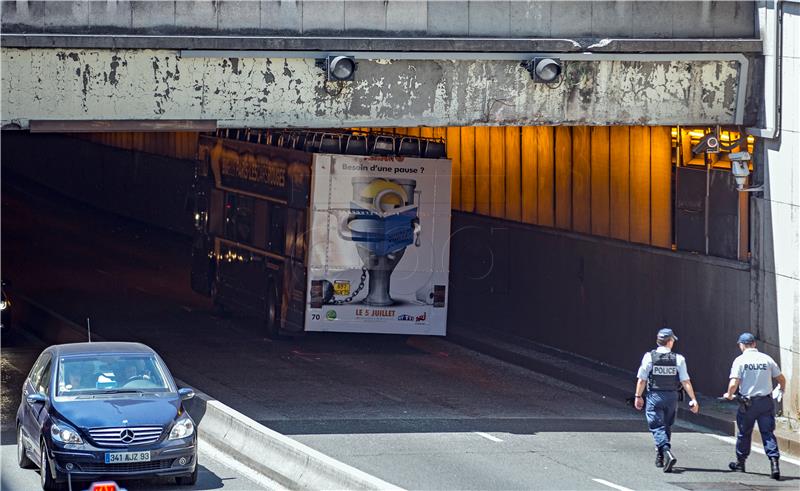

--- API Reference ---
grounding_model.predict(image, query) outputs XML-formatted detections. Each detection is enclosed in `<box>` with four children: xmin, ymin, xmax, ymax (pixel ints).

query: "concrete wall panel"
<box><xmin>509</xmin><ymin>0</ymin><xmax>550</xmax><ymax>37</ymax></box>
<box><xmin>344</xmin><ymin>1</ymin><xmax>386</xmax><ymax>34</ymax></box>
<box><xmin>175</xmin><ymin>0</ymin><xmax>218</xmax><ymax>31</ymax></box>
<box><xmin>301</xmin><ymin>0</ymin><xmax>344</xmax><ymax>34</ymax></box>
<box><xmin>630</xmin><ymin>1</ymin><xmax>672</xmax><ymax>38</ymax></box>
<box><xmin>712</xmin><ymin>1</ymin><xmax>756</xmax><ymax>38</ymax></box>
<box><xmin>386</xmin><ymin>0</ymin><xmax>427</xmax><ymax>34</ymax></box>
<box><xmin>468</xmin><ymin>1</ymin><xmax>509</xmax><ymax>37</ymax></box>
<box><xmin>672</xmin><ymin>1</ymin><xmax>713</xmax><ymax>38</ymax></box>
<box><xmin>0</xmin><ymin>48</ymin><xmax>746</xmax><ymax>128</ymax></box>
<box><xmin>131</xmin><ymin>0</ymin><xmax>175</xmax><ymax>30</ymax></box>
<box><xmin>1</xmin><ymin>0</ymin><xmax>45</xmax><ymax>30</ymax></box>
<box><xmin>548</xmin><ymin>0</ymin><xmax>591</xmax><ymax>38</ymax></box>
<box><xmin>89</xmin><ymin>1</ymin><xmax>133</xmax><ymax>30</ymax></box>
<box><xmin>449</xmin><ymin>211</ymin><xmax>752</xmax><ymax>398</ymax></box>
<box><xmin>751</xmin><ymin>2</ymin><xmax>800</xmax><ymax>422</ymax></box>
<box><xmin>2</xmin><ymin>0</ymin><xmax>756</xmax><ymax>39</ymax></box>
<box><xmin>591</xmin><ymin>1</ymin><xmax>632</xmax><ymax>38</ymax></box>
<box><xmin>218</xmin><ymin>1</ymin><xmax>260</xmax><ymax>31</ymax></box>
<box><xmin>260</xmin><ymin>0</ymin><xmax>301</xmax><ymax>33</ymax></box>
<box><xmin>426</xmin><ymin>0</ymin><xmax>468</xmax><ymax>35</ymax></box>
<box><xmin>44</xmin><ymin>0</ymin><xmax>88</xmax><ymax>29</ymax></box>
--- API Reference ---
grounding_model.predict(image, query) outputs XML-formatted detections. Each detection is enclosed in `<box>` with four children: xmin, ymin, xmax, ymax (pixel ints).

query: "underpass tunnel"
<box><xmin>0</xmin><ymin>125</ymin><xmax>761</xmax><ymax>404</ymax></box>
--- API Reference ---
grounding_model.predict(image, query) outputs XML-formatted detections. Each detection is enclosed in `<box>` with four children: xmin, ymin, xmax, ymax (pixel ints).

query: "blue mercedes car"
<box><xmin>16</xmin><ymin>342</ymin><xmax>197</xmax><ymax>490</ymax></box>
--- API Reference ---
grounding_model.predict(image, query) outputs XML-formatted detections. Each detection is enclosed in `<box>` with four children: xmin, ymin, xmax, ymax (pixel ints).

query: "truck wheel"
<box><xmin>265</xmin><ymin>285</ymin><xmax>281</xmax><ymax>339</ymax></box>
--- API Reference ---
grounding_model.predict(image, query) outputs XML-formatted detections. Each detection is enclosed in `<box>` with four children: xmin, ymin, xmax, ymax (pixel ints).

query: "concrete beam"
<box><xmin>0</xmin><ymin>34</ymin><xmax>764</xmax><ymax>53</ymax></box>
<box><xmin>0</xmin><ymin>0</ymin><xmax>757</xmax><ymax>39</ymax></box>
<box><xmin>1</xmin><ymin>48</ymin><xmax>748</xmax><ymax>128</ymax></box>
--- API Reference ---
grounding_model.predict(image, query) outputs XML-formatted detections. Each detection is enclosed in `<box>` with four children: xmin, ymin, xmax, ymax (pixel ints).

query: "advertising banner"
<box><xmin>305</xmin><ymin>154</ymin><xmax>452</xmax><ymax>335</ymax></box>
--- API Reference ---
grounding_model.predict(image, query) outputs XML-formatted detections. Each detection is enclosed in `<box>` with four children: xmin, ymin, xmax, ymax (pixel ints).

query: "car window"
<box><xmin>27</xmin><ymin>353</ymin><xmax>50</xmax><ymax>391</ymax></box>
<box><xmin>57</xmin><ymin>354</ymin><xmax>172</xmax><ymax>396</ymax></box>
<box><xmin>37</xmin><ymin>360</ymin><xmax>52</xmax><ymax>395</ymax></box>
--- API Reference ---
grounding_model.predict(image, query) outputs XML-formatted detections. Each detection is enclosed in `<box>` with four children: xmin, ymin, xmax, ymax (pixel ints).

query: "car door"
<box><xmin>21</xmin><ymin>353</ymin><xmax>50</xmax><ymax>451</ymax></box>
<box><xmin>33</xmin><ymin>359</ymin><xmax>53</xmax><ymax>447</ymax></box>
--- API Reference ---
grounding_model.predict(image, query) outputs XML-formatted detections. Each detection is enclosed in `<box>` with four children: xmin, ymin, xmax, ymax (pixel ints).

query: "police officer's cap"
<box><xmin>737</xmin><ymin>332</ymin><xmax>756</xmax><ymax>344</ymax></box>
<box><xmin>657</xmin><ymin>328</ymin><xmax>678</xmax><ymax>342</ymax></box>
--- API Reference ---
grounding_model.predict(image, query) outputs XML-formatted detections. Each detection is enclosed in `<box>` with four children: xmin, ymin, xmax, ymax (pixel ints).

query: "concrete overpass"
<box><xmin>1</xmin><ymin>0</ymin><xmax>761</xmax><ymax>128</ymax></box>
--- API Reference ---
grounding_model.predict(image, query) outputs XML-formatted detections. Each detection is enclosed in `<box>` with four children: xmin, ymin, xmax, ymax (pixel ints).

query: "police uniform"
<box><xmin>729</xmin><ymin>343</ymin><xmax>782</xmax><ymax>463</ymax></box>
<box><xmin>638</xmin><ymin>346</ymin><xmax>690</xmax><ymax>455</ymax></box>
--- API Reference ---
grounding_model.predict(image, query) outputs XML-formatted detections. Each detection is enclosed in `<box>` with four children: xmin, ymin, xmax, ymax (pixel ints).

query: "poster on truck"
<box><xmin>305</xmin><ymin>154</ymin><xmax>452</xmax><ymax>335</ymax></box>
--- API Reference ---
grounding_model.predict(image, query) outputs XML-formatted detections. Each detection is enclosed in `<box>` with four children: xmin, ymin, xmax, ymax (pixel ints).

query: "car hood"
<box><xmin>52</xmin><ymin>395</ymin><xmax>181</xmax><ymax>430</ymax></box>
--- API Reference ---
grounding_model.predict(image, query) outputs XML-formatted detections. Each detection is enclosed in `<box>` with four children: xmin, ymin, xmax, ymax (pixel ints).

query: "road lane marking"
<box><xmin>703</xmin><ymin>434</ymin><xmax>800</xmax><ymax>466</ymax></box>
<box><xmin>181</xmin><ymin>305</ymin><xmax>192</xmax><ymax>312</ymax></box>
<box><xmin>474</xmin><ymin>432</ymin><xmax>503</xmax><ymax>442</ymax></box>
<box><xmin>592</xmin><ymin>478</ymin><xmax>634</xmax><ymax>491</ymax></box>
<box><xmin>95</xmin><ymin>268</ymin><xmax>111</xmax><ymax>276</ymax></box>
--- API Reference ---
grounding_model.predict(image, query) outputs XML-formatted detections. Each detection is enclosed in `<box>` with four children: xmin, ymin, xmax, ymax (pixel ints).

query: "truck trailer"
<box><xmin>190</xmin><ymin>129</ymin><xmax>452</xmax><ymax>337</ymax></box>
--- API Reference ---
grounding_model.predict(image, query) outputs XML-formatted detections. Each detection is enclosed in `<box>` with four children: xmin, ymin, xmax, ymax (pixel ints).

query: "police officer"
<box><xmin>634</xmin><ymin>328</ymin><xmax>700</xmax><ymax>472</ymax></box>
<box><xmin>723</xmin><ymin>332</ymin><xmax>786</xmax><ymax>480</ymax></box>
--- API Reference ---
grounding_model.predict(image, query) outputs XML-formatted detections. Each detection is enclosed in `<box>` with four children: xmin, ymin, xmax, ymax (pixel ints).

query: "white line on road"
<box><xmin>95</xmin><ymin>268</ymin><xmax>111</xmax><ymax>276</ymax></box>
<box><xmin>474</xmin><ymin>431</ymin><xmax>503</xmax><ymax>442</ymax></box>
<box><xmin>181</xmin><ymin>305</ymin><xmax>192</xmax><ymax>312</ymax></box>
<box><xmin>703</xmin><ymin>433</ymin><xmax>800</xmax><ymax>466</ymax></box>
<box><xmin>592</xmin><ymin>478</ymin><xmax>634</xmax><ymax>491</ymax></box>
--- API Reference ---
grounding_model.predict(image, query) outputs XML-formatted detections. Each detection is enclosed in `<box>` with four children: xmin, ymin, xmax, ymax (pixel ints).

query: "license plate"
<box><xmin>104</xmin><ymin>451</ymin><xmax>151</xmax><ymax>464</ymax></box>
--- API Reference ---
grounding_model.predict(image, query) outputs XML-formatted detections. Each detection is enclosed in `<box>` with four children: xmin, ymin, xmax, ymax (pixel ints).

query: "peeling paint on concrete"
<box><xmin>1</xmin><ymin>48</ymin><xmax>742</xmax><ymax>128</ymax></box>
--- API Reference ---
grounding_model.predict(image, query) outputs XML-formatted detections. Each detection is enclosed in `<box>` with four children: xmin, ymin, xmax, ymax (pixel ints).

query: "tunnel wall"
<box><xmin>448</xmin><ymin>211</ymin><xmax>753</xmax><ymax>397</ymax></box>
<box><xmin>1</xmin><ymin>132</ymin><xmax>194</xmax><ymax>235</ymax></box>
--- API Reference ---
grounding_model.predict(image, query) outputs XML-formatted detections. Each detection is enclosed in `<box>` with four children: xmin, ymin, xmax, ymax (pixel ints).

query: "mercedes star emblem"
<box><xmin>119</xmin><ymin>429</ymin><xmax>135</xmax><ymax>444</ymax></box>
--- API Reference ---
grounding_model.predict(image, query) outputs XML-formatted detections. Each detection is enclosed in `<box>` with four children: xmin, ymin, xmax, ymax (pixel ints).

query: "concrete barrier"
<box><xmin>12</xmin><ymin>293</ymin><xmax>403</xmax><ymax>491</ymax></box>
<box><xmin>183</xmin><ymin>389</ymin><xmax>402</xmax><ymax>491</ymax></box>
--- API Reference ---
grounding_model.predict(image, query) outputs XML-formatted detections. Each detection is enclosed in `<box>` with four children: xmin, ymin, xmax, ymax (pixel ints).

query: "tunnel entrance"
<box><xmin>0</xmin><ymin>125</ymin><xmax>755</xmax><ymax>395</ymax></box>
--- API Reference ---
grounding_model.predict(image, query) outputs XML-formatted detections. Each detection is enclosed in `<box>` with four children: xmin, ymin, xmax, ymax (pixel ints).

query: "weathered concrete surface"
<box><xmin>0</xmin><ymin>0</ymin><xmax>756</xmax><ymax>39</ymax></box>
<box><xmin>1</xmin><ymin>48</ymin><xmax>746</xmax><ymax>127</ymax></box>
<box><xmin>750</xmin><ymin>1</ymin><xmax>800</xmax><ymax>424</ymax></box>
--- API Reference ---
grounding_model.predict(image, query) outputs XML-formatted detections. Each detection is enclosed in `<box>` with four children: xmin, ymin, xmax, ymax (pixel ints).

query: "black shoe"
<box><xmin>770</xmin><ymin>457</ymin><xmax>780</xmax><ymax>480</ymax></box>
<box><xmin>728</xmin><ymin>459</ymin><xmax>746</xmax><ymax>472</ymax></box>
<box><xmin>663</xmin><ymin>449</ymin><xmax>677</xmax><ymax>473</ymax></box>
<box><xmin>655</xmin><ymin>450</ymin><xmax>664</xmax><ymax>468</ymax></box>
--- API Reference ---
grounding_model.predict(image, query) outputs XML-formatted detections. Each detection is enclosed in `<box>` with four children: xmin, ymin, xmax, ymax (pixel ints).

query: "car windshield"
<box><xmin>57</xmin><ymin>354</ymin><xmax>172</xmax><ymax>396</ymax></box>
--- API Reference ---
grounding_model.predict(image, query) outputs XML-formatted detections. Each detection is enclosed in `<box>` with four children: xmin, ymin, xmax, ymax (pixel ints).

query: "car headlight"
<box><xmin>168</xmin><ymin>417</ymin><xmax>194</xmax><ymax>440</ymax></box>
<box><xmin>51</xmin><ymin>421</ymin><xmax>84</xmax><ymax>445</ymax></box>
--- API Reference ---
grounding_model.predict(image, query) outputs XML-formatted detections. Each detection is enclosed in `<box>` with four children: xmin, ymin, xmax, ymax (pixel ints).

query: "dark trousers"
<box><xmin>645</xmin><ymin>390</ymin><xmax>678</xmax><ymax>451</ymax></box>
<box><xmin>736</xmin><ymin>395</ymin><xmax>780</xmax><ymax>459</ymax></box>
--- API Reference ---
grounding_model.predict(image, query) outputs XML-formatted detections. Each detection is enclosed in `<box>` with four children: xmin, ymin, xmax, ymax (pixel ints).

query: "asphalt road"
<box><xmin>2</xmin><ymin>174</ymin><xmax>799</xmax><ymax>490</ymax></box>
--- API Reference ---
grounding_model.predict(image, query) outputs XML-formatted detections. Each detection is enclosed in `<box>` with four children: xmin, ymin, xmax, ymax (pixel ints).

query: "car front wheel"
<box><xmin>39</xmin><ymin>440</ymin><xmax>61</xmax><ymax>490</ymax></box>
<box><xmin>175</xmin><ymin>462</ymin><xmax>198</xmax><ymax>485</ymax></box>
<box><xmin>17</xmin><ymin>426</ymin><xmax>34</xmax><ymax>469</ymax></box>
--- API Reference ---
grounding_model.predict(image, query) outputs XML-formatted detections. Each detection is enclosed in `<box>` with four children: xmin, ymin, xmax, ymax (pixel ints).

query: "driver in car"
<box><xmin>64</xmin><ymin>368</ymin><xmax>81</xmax><ymax>390</ymax></box>
<box><xmin>121</xmin><ymin>359</ymin><xmax>152</xmax><ymax>384</ymax></box>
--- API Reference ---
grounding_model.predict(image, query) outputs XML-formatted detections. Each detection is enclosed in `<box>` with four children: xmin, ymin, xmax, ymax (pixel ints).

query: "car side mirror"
<box><xmin>178</xmin><ymin>388</ymin><xmax>195</xmax><ymax>401</ymax></box>
<box><xmin>26</xmin><ymin>392</ymin><xmax>46</xmax><ymax>405</ymax></box>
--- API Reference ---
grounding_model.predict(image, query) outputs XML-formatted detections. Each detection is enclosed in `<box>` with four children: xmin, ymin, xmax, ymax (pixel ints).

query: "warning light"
<box><xmin>88</xmin><ymin>482</ymin><xmax>126</xmax><ymax>491</ymax></box>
